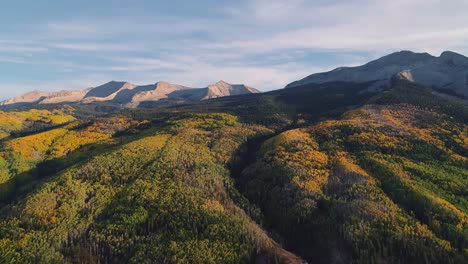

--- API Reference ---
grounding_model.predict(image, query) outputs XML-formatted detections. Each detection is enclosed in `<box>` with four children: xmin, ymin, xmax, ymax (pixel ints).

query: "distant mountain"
<box><xmin>40</xmin><ymin>89</ymin><xmax>90</xmax><ymax>104</ymax></box>
<box><xmin>82</xmin><ymin>81</ymin><xmax>137</xmax><ymax>103</ymax></box>
<box><xmin>0</xmin><ymin>80</ymin><xmax>260</xmax><ymax>108</ymax></box>
<box><xmin>286</xmin><ymin>50</ymin><xmax>468</xmax><ymax>97</ymax></box>
<box><xmin>124</xmin><ymin>81</ymin><xmax>193</xmax><ymax>108</ymax></box>
<box><xmin>0</xmin><ymin>90</ymin><xmax>51</xmax><ymax>107</ymax></box>
<box><xmin>203</xmin><ymin>80</ymin><xmax>260</xmax><ymax>100</ymax></box>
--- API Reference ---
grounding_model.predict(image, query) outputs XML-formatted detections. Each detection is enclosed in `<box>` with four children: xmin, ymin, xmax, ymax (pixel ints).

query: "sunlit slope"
<box><xmin>240</xmin><ymin>83</ymin><xmax>468</xmax><ymax>263</ymax></box>
<box><xmin>0</xmin><ymin>115</ymin><xmax>151</xmax><ymax>202</ymax></box>
<box><xmin>0</xmin><ymin>109</ymin><xmax>75</xmax><ymax>140</ymax></box>
<box><xmin>0</xmin><ymin>113</ymin><xmax>303</xmax><ymax>263</ymax></box>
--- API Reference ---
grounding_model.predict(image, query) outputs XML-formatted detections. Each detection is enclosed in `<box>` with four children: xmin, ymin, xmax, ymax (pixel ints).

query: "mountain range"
<box><xmin>286</xmin><ymin>50</ymin><xmax>468</xmax><ymax>98</ymax></box>
<box><xmin>0</xmin><ymin>50</ymin><xmax>467</xmax><ymax>263</ymax></box>
<box><xmin>0</xmin><ymin>80</ymin><xmax>259</xmax><ymax>108</ymax></box>
<box><xmin>3</xmin><ymin>50</ymin><xmax>468</xmax><ymax>111</ymax></box>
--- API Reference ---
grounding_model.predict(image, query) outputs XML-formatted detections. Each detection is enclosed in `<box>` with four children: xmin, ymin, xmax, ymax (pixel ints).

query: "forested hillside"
<box><xmin>0</xmin><ymin>108</ymin><xmax>75</xmax><ymax>139</ymax></box>
<box><xmin>0</xmin><ymin>80</ymin><xmax>466</xmax><ymax>263</ymax></box>
<box><xmin>240</xmin><ymin>82</ymin><xmax>467</xmax><ymax>263</ymax></box>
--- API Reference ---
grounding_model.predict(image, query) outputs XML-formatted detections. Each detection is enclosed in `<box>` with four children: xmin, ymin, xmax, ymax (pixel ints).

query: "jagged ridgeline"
<box><xmin>0</xmin><ymin>51</ymin><xmax>467</xmax><ymax>263</ymax></box>
<box><xmin>0</xmin><ymin>80</ymin><xmax>260</xmax><ymax>109</ymax></box>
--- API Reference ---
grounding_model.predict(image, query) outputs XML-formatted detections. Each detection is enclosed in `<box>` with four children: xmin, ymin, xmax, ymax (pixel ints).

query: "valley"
<box><xmin>0</xmin><ymin>50</ymin><xmax>467</xmax><ymax>263</ymax></box>
<box><xmin>0</xmin><ymin>74</ymin><xmax>466</xmax><ymax>263</ymax></box>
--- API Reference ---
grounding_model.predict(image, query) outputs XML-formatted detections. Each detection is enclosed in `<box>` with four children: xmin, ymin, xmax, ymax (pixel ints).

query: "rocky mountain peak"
<box><xmin>1</xmin><ymin>78</ymin><xmax>261</xmax><ymax>108</ymax></box>
<box><xmin>439</xmin><ymin>51</ymin><xmax>468</xmax><ymax>66</ymax></box>
<box><xmin>286</xmin><ymin>50</ymin><xmax>468</xmax><ymax>97</ymax></box>
<box><xmin>365</xmin><ymin>51</ymin><xmax>434</xmax><ymax>67</ymax></box>
<box><xmin>84</xmin><ymin>81</ymin><xmax>136</xmax><ymax>99</ymax></box>
<box><xmin>208</xmin><ymin>80</ymin><xmax>232</xmax><ymax>89</ymax></box>
<box><xmin>440</xmin><ymin>50</ymin><xmax>466</xmax><ymax>59</ymax></box>
<box><xmin>215</xmin><ymin>80</ymin><xmax>229</xmax><ymax>85</ymax></box>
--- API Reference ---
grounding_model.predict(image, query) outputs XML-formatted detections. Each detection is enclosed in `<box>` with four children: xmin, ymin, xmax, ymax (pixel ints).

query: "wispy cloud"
<box><xmin>105</xmin><ymin>57</ymin><xmax>190</xmax><ymax>71</ymax></box>
<box><xmin>49</xmin><ymin>42</ymin><xmax>150</xmax><ymax>52</ymax></box>
<box><xmin>219</xmin><ymin>0</ymin><xmax>468</xmax><ymax>54</ymax></box>
<box><xmin>0</xmin><ymin>40</ymin><xmax>48</xmax><ymax>53</ymax></box>
<box><xmin>0</xmin><ymin>56</ymin><xmax>32</xmax><ymax>64</ymax></box>
<box><xmin>1</xmin><ymin>0</ymin><xmax>468</xmax><ymax>99</ymax></box>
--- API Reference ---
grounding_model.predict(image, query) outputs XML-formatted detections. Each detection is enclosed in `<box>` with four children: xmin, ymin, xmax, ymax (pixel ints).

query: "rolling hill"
<box><xmin>0</xmin><ymin>51</ymin><xmax>467</xmax><ymax>263</ymax></box>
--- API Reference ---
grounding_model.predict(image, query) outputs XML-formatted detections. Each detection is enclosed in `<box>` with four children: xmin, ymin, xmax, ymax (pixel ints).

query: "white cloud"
<box><xmin>0</xmin><ymin>40</ymin><xmax>48</xmax><ymax>53</ymax></box>
<box><xmin>0</xmin><ymin>56</ymin><xmax>32</xmax><ymax>64</ymax></box>
<box><xmin>49</xmin><ymin>42</ymin><xmax>148</xmax><ymax>52</ymax></box>
<box><xmin>105</xmin><ymin>57</ymin><xmax>191</xmax><ymax>72</ymax></box>
<box><xmin>2</xmin><ymin>0</ymin><xmax>468</xmax><ymax>99</ymax></box>
<box><xmin>219</xmin><ymin>0</ymin><xmax>468</xmax><ymax>55</ymax></box>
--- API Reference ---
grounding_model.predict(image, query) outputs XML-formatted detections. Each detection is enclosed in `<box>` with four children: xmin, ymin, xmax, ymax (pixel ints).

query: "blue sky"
<box><xmin>1</xmin><ymin>0</ymin><xmax>468</xmax><ymax>99</ymax></box>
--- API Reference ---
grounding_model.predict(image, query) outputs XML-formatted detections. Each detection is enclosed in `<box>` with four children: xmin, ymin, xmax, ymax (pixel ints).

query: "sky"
<box><xmin>1</xmin><ymin>0</ymin><xmax>468</xmax><ymax>99</ymax></box>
